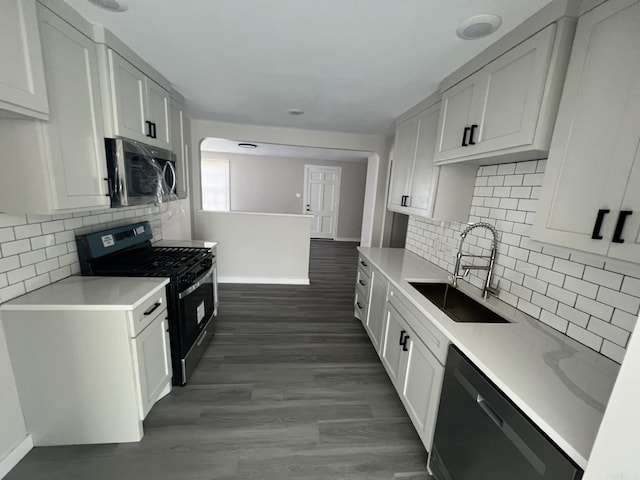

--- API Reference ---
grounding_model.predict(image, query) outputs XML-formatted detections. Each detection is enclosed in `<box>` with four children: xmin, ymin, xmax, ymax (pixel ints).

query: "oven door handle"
<box><xmin>178</xmin><ymin>265</ymin><xmax>214</xmax><ymax>300</ymax></box>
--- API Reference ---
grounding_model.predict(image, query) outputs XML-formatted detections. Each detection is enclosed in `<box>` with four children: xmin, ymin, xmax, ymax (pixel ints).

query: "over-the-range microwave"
<box><xmin>105</xmin><ymin>137</ymin><xmax>177</xmax><ymax>208</ymax></box>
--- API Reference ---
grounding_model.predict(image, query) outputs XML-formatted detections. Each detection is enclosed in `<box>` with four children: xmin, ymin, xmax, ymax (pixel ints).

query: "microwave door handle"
<box><xmin>168</xmin><ymin>161</ymin><xmax>176</xmax><ymax>193</ymax></box>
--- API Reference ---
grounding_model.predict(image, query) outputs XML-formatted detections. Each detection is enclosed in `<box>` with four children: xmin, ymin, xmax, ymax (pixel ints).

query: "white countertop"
<box><xmin>0</xmin><ymin>276</ymin><xmax>169</xmax><ymax>311</ymax></box>
<box><xmin>358</xmin><ymin>247</ymin><xmax>620</xmax><ymax>469</ymax></box>
<box><xmin>154</xmin><ymin>239</ymin><xmax>218</xmax><ymax>249</ymax></box>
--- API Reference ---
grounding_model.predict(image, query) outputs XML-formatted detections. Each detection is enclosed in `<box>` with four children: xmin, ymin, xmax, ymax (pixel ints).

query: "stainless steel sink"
<box><xmin>409</xmin><ymin>282</ymin><xmax>510</xmax><ymax>324</ymax></box>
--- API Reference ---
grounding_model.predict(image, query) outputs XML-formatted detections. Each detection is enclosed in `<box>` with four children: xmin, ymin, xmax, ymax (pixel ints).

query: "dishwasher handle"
<box><xmin>477</xmin><ymin>394</ymin><xmax>503</xmax><ymax>429</ymax></box>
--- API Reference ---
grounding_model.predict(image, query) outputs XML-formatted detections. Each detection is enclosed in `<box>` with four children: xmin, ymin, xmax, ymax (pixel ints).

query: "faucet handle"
<box><xmin>486</xmin><ymin>279</ymin><xmax>500</xmax><ymax>296</ymax></box>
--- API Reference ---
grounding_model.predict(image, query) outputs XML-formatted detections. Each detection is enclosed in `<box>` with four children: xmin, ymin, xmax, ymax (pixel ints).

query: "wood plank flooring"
<box><xmin>6</xmin><ymin>240</ymin><xmax>430</xmax><ymax>480</ymax></box>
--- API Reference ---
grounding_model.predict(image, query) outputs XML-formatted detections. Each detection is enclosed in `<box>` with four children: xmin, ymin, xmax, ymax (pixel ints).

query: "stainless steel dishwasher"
<box><xmin>428</xmin><ymin>345</ymin><xmax>583</xmax><ymax>480</ymax></box>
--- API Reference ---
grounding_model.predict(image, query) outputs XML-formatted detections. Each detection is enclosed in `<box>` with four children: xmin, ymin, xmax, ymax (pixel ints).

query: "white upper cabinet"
<box><xmin>169</xmin><ymin>98</ymin><xmax>189</xmax><ymax>198</ymax></box>
<box><xmin>388</xmin><ymin>99</ymin><xmax>477</xmax><ymax>222</ymax></box>
<box><xmin>435</xmin><ymin>20</ymin><xmax>575</xmax><ymax>165</ymax></box>
<box><xmin>107</xmin><ymin>50</ymin><xmax>171</xmax><ymax>150</ymax></box>
<box><xmin>0</xmin><ymin>3</ymin><xmax>109</xmax><ymax>214</ymax></box>
<box><xmin>532</xmin><ymin>0</ymin><xmax>640</xmax><ymax>264</ymax></box>
<box><xmin>0</xmin><ymin>0</ymin><xmax>49</xmax><ymax>120</ymax></box>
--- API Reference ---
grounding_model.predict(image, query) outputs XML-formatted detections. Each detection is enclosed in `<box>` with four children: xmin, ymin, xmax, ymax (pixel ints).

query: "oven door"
<box><xmin>178</xmin><ymin>266</ymin><xmax>216</xmax><ymax>356</ymax></box>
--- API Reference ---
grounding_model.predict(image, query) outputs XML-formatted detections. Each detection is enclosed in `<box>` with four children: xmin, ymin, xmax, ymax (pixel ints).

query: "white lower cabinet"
<box><xmin>2</xmin><ymin>285</ymin><xmax>172</xmax><ymax>446</ymax></box>
<box><xmin>365</xmin><ymin>267</ymin><xmax>388</xmax><ymax>353</ymax></box>
<box><xmin>379</xmin><ymin>291</ymin><xmax>446</xmax><ymax>451</ymax></box>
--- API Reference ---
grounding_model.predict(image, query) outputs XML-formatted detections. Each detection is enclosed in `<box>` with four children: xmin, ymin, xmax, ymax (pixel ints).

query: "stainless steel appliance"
<box><xmin>105</xmin><ymin>138</ymin><xmax>177</xmax><ymax>207</ymax></box>
<box><xmin>76</xmin><ymin>221</ymin><xmax>216</xmax><ymax>386</ymax></box>
<box><xmin>429</xmin><ymin>345</ymin><xmax>583</xmax><ymax>480</ymax></box>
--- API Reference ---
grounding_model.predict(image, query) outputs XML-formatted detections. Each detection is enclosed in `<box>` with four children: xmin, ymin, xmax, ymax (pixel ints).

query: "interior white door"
<box><xmin>304</xmin><ymin>165</ymin><xmax>341</xmax><ymax>239</ymax></box>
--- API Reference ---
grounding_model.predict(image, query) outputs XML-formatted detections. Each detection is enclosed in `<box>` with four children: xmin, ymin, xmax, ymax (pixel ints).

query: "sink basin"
<box><xmin>409</xmin><ymin>282</ymin><xmax>510</xmax><ymax>324</ymax></box>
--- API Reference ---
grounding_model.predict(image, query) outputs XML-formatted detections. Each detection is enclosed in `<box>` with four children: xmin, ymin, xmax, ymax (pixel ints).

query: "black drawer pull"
<box><xmin>360</xmin><ymin>260</ymin><xmax>368</xmax><ymax>267</ymax></box>
<box><xmin>469</xmin><ymin>124</ymin><xmax>478</xmax><ymax>145</ymax></box>
<box><xmin>143</xmin><ymin>302</ymin><xmax>161</xmax><ymax>316</ymax></box>
<box><xmin>401</xmin><ymin>334</ymin><xmax>410</xmax><ymax>351</ymax></box>
<box><xmin>591</xmin><ymin>209</ymin><xmax>610</xmax><ymax>240</ymax></box>
<box><xmin>612</xmin><ymin>210</ymin><xmax>633</xmax><ymax>243</ymax></box>
<box><xmin>356</xmin><ymin>302</ymin><xmax>363</xmax><ymax>309</ymax></box>
<box><xmin>358</xmin><ymin>280</ymin><xmax>366</xmax><ymax>286</ymax></box>
<box><xmin>399</xmin><ymin>330</ymin><xmax>406</xmax><ymax>345</ymax></box>
<box><xmin>461</xmin><ymin>127</ymin><xmax>470</xmax><ymax>147</ymax></box>
<box><xmin>145</xmin><ymin>120</ymin><xmax>153</xmax><ymax>137</ymax></box>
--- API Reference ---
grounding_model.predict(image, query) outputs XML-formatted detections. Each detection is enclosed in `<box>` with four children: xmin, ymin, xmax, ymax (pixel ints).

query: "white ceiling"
<box><xmin>64</xmin><ymin>0</ymin><xmax>552</xmax><ymax>135</ymax></box>
<box><xmin>201</xmin><ymin>138</ymin><xmax>371</xmax><ymax>162</ymax></box>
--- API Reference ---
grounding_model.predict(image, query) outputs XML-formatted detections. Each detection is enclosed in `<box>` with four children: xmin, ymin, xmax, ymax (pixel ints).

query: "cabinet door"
<box><xmin>477</xmin><ymin>24</ymin><xmax>556</xmax><ymax>153</ymax></box>
<box><xmin>388</xmin><ymin>116</ymin><xmax>419</xmax><ymax>212</ymax></box>
<box><xmin>365</xmin><ymin>269</ymin><xmax>388</xmax><ymax>353</ymax></box>
<box><xmin>109</xmin><ymin>51</ymin><xmax>148</xmax><ymax>143</ymax></box>
<box><xmin>608</xmin><ymin>147</ymin><xmax>640</xmax><ymax>263</ymax></box>
<box><xmin>380</xmin><ymin>304</ymin><xmax>408</xmax><ymax>388</ymax></box>
<box><xmin>0</xmin><ymin>0</ymin><xmax>48</xmax><ymax>119</ymax></box>
<box><xmin>146</xmin><ymin>78</ymin><xmax>171</xmax><ymax>149</ymax></box>
<box><xmin>532</xmin><ymin>0</ymin><xmax>640</xmax><ymax>258</ymax></box>
<box><xmin>399</xmin><ymin>333</ymin><xmax>444</xmax><ymax>451</ymax></box>
<box><xmin>37</xmin><ymin>5</ymin><xmax>110</xmax><ymax>210</ymax></box>
<box><xmin>133</xmin><ymin>316</ymin><xmax>172</xmax><ymax>419</ymax></box>
<box><xmin>408</xmin><ymin>103</ymin><xmax>440</xmax><ymax>214</ymax></box>
<box><xmin>435</xmin><ymin>78</ymin><xmax>482</xmax><ymax>161</ymax></box>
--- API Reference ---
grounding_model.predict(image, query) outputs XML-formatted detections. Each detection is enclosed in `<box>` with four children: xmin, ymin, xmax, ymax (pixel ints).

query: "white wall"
<box><xmin>0</xmin><ymin>322</ymin><xmax>29</xmax><ymax>478</ymax></box>
<box><xmin>194</xmin><ymin>211</ymin><xmax>311</xmax><ymax>284</ymax></box>
<box><xmin>584</xmin><ymin>314</ymin><xmax>640</xmax><ymax>479</ymax></box>
<box><xmin>190</xmin><ymin>120</ymin><xmax>392</xmax><ymax>247</ymax></box>
<box><xmin>201</xmin><ymin>151</ymin><xmax>367</xmax><ymax>240</ymax></box>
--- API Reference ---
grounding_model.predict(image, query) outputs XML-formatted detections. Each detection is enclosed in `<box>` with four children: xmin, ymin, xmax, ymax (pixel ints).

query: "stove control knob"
<box><xmin>201</xmin><ymin>259</ymin><xmax>212</xmax><ymax>269</ymax></box>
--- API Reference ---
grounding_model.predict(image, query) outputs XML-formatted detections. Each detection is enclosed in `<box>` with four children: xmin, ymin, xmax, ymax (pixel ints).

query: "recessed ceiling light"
<box><xmin>287</xmin><ymin>108</ymin><xmax>305</xmax><ymax>116</ymax></box>
<box><xmin>456</xmin><ymin>14</ymin><xmax>502</xmax><ymax>40</ymax></box>
<box><xmin>88</xmin><ymin>0</ymin><xmax>128</xmax><ymax>11</ymax></box>
<box><xmin>238</xmin><ymin>143</ymin><xmax>257</xmax><ymax>149</ymax></box>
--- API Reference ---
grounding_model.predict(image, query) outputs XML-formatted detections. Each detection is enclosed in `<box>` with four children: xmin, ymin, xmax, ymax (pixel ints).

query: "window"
<box><xmin>201</xmin><ymin>158</ymin><xmax>230</xmax><ymax>211</ymax></box>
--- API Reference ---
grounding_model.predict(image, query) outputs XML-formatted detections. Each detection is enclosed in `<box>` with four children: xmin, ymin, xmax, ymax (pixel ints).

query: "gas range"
<box><xmin>76</xmin><ymin>222</ymin><xmax>217</xmax><ymax>386</ymax></box>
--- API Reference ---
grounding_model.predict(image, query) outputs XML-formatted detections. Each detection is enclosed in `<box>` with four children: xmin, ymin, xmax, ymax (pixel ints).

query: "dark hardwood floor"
<box><xmin>6</xmin><ymin>240</ymin><xmax>429</xmax><ymax>480</ymax></box>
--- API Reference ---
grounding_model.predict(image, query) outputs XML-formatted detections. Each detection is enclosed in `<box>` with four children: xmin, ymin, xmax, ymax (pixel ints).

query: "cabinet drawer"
<box><xmin>388</xmin><ymin>286</ymin><xmax>448</xmax><ymax>364</ymax></box>
<box><xmin>356</xmin><ymin>267</ymin><xmax>371</xmax><ymax>297</ymax></box>
<box><xmin>128</xmin><ymin>289</ymin><xmax>167</xmax><ymax>337</ymax></box>
<box><xmin>354</xmin><ymin>289</ymin><xmax>368</xmax><ymax>323</ymax></box>
<box><xmin>357</xmin><ymin>256</ymin><xmax>372</xmax><ymax>278</ymax></box>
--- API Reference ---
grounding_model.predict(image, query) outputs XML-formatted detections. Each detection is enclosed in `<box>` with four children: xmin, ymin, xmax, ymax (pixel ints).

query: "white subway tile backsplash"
<box><xmin>30</xmin><ymin>234</ymin><xmax>56</xmax><ymax>250</ymax></box>
<box><xmin>14</xmin><ymin>224</ymin><xmax>42</xmax><ymax>239</ymax></box>
<box><xmin>611</xmin><ymin>309</ymin><xmax>638</xmax><ymax>332</ymax></box>
<box><xmin>7</xmin><ymin>265</ymin><xmax>36</xmax><ymax>284</ymax></box>
<box><xmin>0</xmin><ymin>228</ymin><xmax>16</xmax><ymax>243</ymax></box>
<box><xmin>600</xmin><ymin>340</ymin><xmax>626</xmax><ymax>364</ymax></box>
<box><xmin>0</xmin><ymin>256</ymin><xmax>21</xmax><ymax>273</ymax></box>
<box><xmin>0</xmin><ymin>283</ymin><xmax>26</xmax><ymax>303</ymax></box>
<box><xmin>405</xmin><ymin>159</ymin><xmax>640</xmax><ymax>363</ymax></box>
<box><xmin>1</xmin><ymin>239</ymin><xmax>32</xmax><ymax>257</ymax></box>
<box><xmin>45</xmin><ymin>244</ymin><xmax>68</xmax><ymax>259</ymax></box>
<box><xmin>557</xmin><ymin>303</ymin><xmax>589</xmax><ymax>328</ymax></box>
<box><xmin>50</xmin><ymin>266</ymin><xmax>71</xmax><ymax>283</ymax></box>
<box><xmin>587</xmin><ymin>318</ymin><xmax>629</xmax><ymax>347</ymax></box>
<box><xmin>552</xmin><ymin>258</ymin><xmax>585</xmax><ymax>278</ymax></box>
<box><xmin>0</xmin><ymin>215</ymin><xmax>27</xmax><ymax>228</ymax></box>
<box><xmin>41</xmin><ymin>220</ymin><xmax>65</xmax><ymax>234</ymax></box>
<box><xmin>539</xmin><ymin>310</ymin><xmax>569</xmax><ymax>331</ymax></box>
<box><xmin>567</xmin><ymin>324</ymin><xmax>603</xmax><ymax>351</ymax></box>
<box><xmin>19</xmin><ymin>249</ymin><xmax>47</xmax><ymax>266</ymax></box>
<box><xmin>25</xmin><ymin>273</ymin><xmax>50</xmax><ymax>293</ymax></box>
<box><xmin>563</xmin><ymin>276</ymin><xmax>598</xmax><ymax>299</ymax></box>
<box><xmin>596</xmin><ymin>287</ymin><xmax>640</xmax><ymax>315</ymax></box>
<box><xmin>515</xmin><ymin>162</ymin><xmax>537</xmax><ymax>174</ymax></box>
<box><xmin>576</xmin><ymin>296</ymin><xmax>614</xmax><ymax>321</ymax></box>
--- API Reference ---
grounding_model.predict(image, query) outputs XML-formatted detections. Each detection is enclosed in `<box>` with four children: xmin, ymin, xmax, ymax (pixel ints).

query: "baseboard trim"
<box><xmin>218</xmin><ymin>276</ymin><xmax>310</xmax><ymax>285</ymax></box>
<box><xmin>0</xmin><ymin>435</ymin><xmax>33</xmax><ymax>478</ymax></box>
<box><xmin>335</xmin><ymin>237</ymin><xmax>361</xmax><ymax>242</ymax></box>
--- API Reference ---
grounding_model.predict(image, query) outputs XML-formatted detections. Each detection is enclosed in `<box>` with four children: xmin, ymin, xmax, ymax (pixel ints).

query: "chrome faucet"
<box><xmin>451</xmin><ymin>222</ymin><xmax>500</xmax><ymax>299</ymax></box>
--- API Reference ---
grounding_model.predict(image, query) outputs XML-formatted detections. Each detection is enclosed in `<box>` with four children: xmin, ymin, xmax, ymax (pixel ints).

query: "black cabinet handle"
<box><xmin>469</xmin><ymin>124</ymin><xmax>478</xmax><ymax>145</ymax></box>
<box><xmin>356</xmin><ymin>302</ymin><xmax>363</xmax><ymax>310</ymax></box>
<box><xmin>151</xmin><ymin>122</ymin><xmax>157</xmax><ymax>139</ymax></box>
<box><xmin>399</xmin><ymin>330</ymin><xmax>406</xmax><ymax>345</ymax></box>
<box><xmin>360</xmin><ymin>260</ymin><xmax>368</xmax><ymax>267</ymax></box>
<box><xmin>461</xmin><ymin>127</ymin><xmax>470</xmax><ymax>147</ymax></box>
<box><xmin>400</xmin><ymin>195</ymin><xmax>410</xmax><ymax>207</ymax></box>
<box><xmin>143</xmin><ymin>302</ymin><xmax>161</xmax><ymax>316</ymax></box>
<box><xmin>401</xmin><ymin>334</ymin><xmax>410</xmax><ymax>351</ymax></box>
<box><xmin>591</xmin><ymin>209</ymin><xmax>610</xmax><ymax>240</ymax></box>
<box><xmin>358</xmin><ymin>280</ymin><xmax>366</xmax><ymax>286</ymax></box>
<box><xmin>612</xmin><ymin>210</ymin><xmax>633</xmax><ymax>243</ymax></box>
